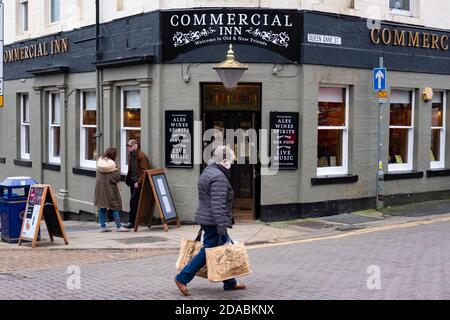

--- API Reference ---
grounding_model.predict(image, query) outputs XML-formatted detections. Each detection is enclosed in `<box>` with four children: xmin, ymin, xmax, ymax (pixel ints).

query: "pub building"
<box><xmin>2</xmin><ymin>8</ymin><xmax>450</xmax><ymax>223</ymax></box>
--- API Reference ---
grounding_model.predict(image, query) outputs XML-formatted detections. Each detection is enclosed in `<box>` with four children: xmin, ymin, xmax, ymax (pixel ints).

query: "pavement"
<box><xmin>2</xmin><ymin>199</ymin><xmax>450</xmax><ymax>300</ymax></box>
<box><xmin>2</xmin><ymin>198</ymin><xmax>450</xmax><ymax>251</ymax></box>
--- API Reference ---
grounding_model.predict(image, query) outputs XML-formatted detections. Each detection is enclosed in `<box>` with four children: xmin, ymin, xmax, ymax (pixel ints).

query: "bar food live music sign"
<box><xmin>162</xmin><ymin>9</ymin><xmax>300</xmax><ymax>62</ymax></box>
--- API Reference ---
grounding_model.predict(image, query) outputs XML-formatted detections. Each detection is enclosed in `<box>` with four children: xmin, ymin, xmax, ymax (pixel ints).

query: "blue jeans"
<box><xmin>98</xmin><ymin>208</ymin><xmax>122</xmax><ymax>229</ymax></box>
<box><xmin>176</xmin><ymin>225</ymin><xmax>237</xmax><ymax>290</ymax></box>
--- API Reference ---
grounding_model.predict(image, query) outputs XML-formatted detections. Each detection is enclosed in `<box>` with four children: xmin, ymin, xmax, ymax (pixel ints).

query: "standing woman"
<box><xmin>94</xmin><ymin>148</ymin><xmax>130</xmax><ymax>232</ymax></box>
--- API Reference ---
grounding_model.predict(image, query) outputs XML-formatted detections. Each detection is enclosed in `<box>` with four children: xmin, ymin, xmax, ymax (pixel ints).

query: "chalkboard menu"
<box><xmin>165</xmin><ymin>110</ymin><xmax>193</xmax><ymax>168</ymax></box>
<box><xmin>270</xmin><ymin>112</ymin><xmax>299</xmax><ymax>170</ymax></box>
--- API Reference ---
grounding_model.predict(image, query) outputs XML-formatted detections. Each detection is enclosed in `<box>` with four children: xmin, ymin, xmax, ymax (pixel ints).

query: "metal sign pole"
<box><xmin>376</xmin><ymin>57</ymin><xmax>385</xmax><ymax>210</ymax></box>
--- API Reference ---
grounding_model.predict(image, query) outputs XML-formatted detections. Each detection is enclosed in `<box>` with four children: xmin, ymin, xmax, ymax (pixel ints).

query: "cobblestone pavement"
<box><xmin>1</xmin><ymin>219</ymin><xmax>449</xmax><ymax>300</ymax></box>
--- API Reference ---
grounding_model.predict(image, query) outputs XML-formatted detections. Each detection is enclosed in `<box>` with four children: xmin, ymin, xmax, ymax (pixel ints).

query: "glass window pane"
<box><xmin>389</xmin><ymin>128</ymin><xmax>409</xmax><ymax>164</ymax></box>
<box><xmin>22</xmin><ymin>95</ymin><xmax>29</xmax><ymax>123</ymax></box>
<box><xmin>84</xmin><ymin>91</ymin><xmax>96</xmax><ymax>110</ymax></box>
<box><xmin>317</xmin><ymin>129</ymin><xmax>342</xmax><ymax>167</ymax></box>
<box><xmin>390</xmin><ymin>0</ymin><xmax>410</xmax><ymax>10</ymax></box>
<box><xmin>123</xmin><ymin>91</ymin><xmax>141</xmax><ymax>128</ymax></box>
<box><xmin>390</xmin><ymin>102</ymin><xmax>412</xmax><ymax>126</ymax></box>
<box><xmin>51</xmin><ymin>94</ymin><xmax>61</xmax><ymax>125</ymax></box>
<box><xmin>21</xmin><ymin>1</ymin><xmax>28</xmax><ymax>31</ymax></box>
<box><xmin>51</xmin><ymin>0</ymin><xmax>60</xmax><ymax>23</ymax></box>
<box><xmin>391</xmin><ymin>90</ymin><xmax>411</xmax><ymax>104</ymax></box>
<box><xmin>318</xmin><ymin>101</ymin><xmax>346</xmax><ymax>126</ymax></box>
<box><xmin>431</xmin><ymin>129</ymin><xmax>441</xmax><ymax>162</ymax></box>
<box><xmin>84</xmin><ymin>127</ymin><xmax>97</xmax><ymax>161</ymax></box>
<box><xmin>125</xmin><ymin>130</ymin><xmax>141</xmax><ymax>165</ymax></box>
<box><xmin>432</xmin><ymin>102</ymin><xmax>443</xmax><ymax>127</ymax></box>
<box><xmin>319</xmin><ymin>87</ymin><xmax>344</xmax><ymax>103</ymax></box>
<box><xmin>53</xmin><ymin>127</ymin><xmax>61</xmax><ymax>157</ymax></box>
<box><xmin>124</xmin><ymin>90</ymin><xmax>140</xmax><ymax>109</ymax></box>
<box><xmin>24</xmin><ymin>125</ymin><xmax>30</xmax><ymax>154</ymax></box>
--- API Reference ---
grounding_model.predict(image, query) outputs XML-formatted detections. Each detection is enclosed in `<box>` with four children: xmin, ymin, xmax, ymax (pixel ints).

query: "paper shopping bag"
<box><xmin>205</xmin><ymin>237</ymin><xmax>251</xmax><ymax>282</ymax></box>
<box><xmin>175</xmin><ymin>228</ymin><xmax>208</xmax><ymax>278</ymax></box>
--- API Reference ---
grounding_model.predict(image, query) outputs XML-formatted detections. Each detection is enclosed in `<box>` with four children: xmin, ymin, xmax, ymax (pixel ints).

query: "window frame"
<box><xmin>48</xmin><ymin>92</ymin><xmax>61</xmax><ymax>164</ymax></box>
<box><xmin>49</xmin><ymin>0</ymin><xmax>60</xmax><ymax>24</ymax></box>
<box><xmin>120</xmin><ymin>87</ymin><xmax>141</xmax><ymax>174</ymax></box>
<box><xmin>80</xmin><ymin>90</ymin><xmax>97</xmax><ymax>169</ymax></box>
<box><xmin>389</xmin><ymin>0</ymin><xmax>414</xmax><ymax>17</ymax></box>
<box><xmin>20</xmin><ymin>93</ymin><xmax>30</xmax><ymax>160</ymax></box>
<box><xmin>388</xmin><ymin>89</ymin><xmax>415</xmax><ymax>172</ymax></box>
<box><xmin>430</xmin><ymin>91</ymin><xmax>446</xmax><ymax>169</ymax></box>
<box><xmin>316</xmin><ymin>85</ymin><xmax>350</xmax><ymax>177</ymax></box>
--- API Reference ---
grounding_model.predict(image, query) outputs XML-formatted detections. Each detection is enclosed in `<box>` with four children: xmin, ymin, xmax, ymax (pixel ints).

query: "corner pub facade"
<box><xmin>2</xmin><ymin>5</ymin><xmax>450</xmax><ymax>223</ymax></box>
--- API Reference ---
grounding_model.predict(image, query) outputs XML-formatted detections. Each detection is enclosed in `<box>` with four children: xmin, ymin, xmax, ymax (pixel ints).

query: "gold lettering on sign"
<box><xmin>382</xmin><ymin>28</ymin><xmax>392</xmax><ymax>44</ymax></box>
<box><xmin>441</xmin><ymin>35</ymin><xmax>449</xmax><ymax>50</ymax></box>
<box><xmin>431</xmin><ymin>34</ymin><xmax>440</xmax><ymax>49</ymax></box>
<box><xmin>408</xmin><ymin>31</ymin><xmax>420</xmax><ymax>47</ymax></box>
<box><xmin>394</xmin><ymin>30</ymin><xmax>406</xmax><ymax>46</ymax></box>
<box><xmin>371</xmin><ymin>28</ymin><xmax>449</xmax><ymax>52</ymax></box>
<box><xmin>371</xmin><ymin>29</ymin><xmax>380</xmax><ymax>44</ymax></box>
<box><xmin>4</xmin><ymin>38</ymin><xmax>69</xmax><ymax>63</ymax></box>
<box><xmin>422</xmin><ymin>33</ymin><xmax>430</xmax><ymax>48</ymax></box>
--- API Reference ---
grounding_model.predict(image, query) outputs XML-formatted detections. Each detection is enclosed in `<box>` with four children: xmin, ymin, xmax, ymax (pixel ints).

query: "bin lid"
<box><xmin>0</xmin><ymin>176</ymin><xmax>38</xmax><ymax>187</ymax></box>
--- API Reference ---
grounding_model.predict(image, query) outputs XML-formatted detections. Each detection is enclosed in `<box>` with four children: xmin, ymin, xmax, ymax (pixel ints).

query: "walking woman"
<box><xmin>94</xmin><ymin>148</ymin><xmax>130</xmax><ymax>232</ymax></box>
<box><xmin>175</xmin><ymin>145</ymin><xmax>246</xmax><ymax>296</ymax></box>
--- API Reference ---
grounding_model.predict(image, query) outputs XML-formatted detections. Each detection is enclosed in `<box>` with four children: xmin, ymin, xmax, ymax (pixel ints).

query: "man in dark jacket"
<box><xmin>175</xmin><ymin>145</ymin><xmax>246</xmax><ymax>296</ymax></box>
<box><xmin>124</xmin><ymin>139</ymin><xmax>151</xmax><ymax>229</ymax></box>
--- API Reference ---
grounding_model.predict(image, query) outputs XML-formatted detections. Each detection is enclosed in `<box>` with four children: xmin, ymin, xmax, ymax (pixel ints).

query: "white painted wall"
<box><xmin>4</xmin><ymin>0</ymin><xmax>450</xmax><ymax>45</ymax></box>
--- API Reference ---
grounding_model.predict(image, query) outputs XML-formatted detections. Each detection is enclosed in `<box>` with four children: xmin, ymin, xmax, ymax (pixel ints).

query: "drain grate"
<box><xmin>116</xmin><ymin>236</ymin><xmax>168</xmax><ymax>244</ymax></box>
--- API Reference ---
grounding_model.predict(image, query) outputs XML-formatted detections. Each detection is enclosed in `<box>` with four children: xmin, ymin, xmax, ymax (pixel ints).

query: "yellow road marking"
<box><xmin>248</xmin><ymin>216</ymin><xmax>450</xmax><ymax>250</ymax></box>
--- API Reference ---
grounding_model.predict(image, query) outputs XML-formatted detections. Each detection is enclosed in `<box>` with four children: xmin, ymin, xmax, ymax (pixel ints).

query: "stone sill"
<box><xmin>311</xmin><ymin>175</ymin><xmax>358</xmax><ymax>185</ymax></box>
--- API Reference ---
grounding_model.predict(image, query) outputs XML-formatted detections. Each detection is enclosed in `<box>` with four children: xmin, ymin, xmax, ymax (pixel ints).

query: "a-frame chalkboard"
<box><xmin>19</xmin><ymin>185</ymin><xmax>69</xmax><ymax>248</ymax></box>
<box><xmin>134</xmin><ymin>169</ymin><xmax>181</xmax><ymax>232</ymax></box>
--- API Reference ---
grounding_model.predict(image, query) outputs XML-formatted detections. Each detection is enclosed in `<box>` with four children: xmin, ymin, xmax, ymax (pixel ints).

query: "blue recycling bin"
<box><xmin>0</xmin><ymin>177</ymin><xmax>38</xmax><ymax>243</ymax></box>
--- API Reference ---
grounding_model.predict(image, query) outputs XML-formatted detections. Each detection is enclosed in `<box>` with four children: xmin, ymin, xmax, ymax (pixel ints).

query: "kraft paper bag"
<box><xmin>205</xmin><ymin>238</ymin><xmax>252</xmax><ymax>282</ymax></box>
<box><xmin>175</xmin><ymin>229</ymin><xmax>208</xmax><ymax>278</ymax></box>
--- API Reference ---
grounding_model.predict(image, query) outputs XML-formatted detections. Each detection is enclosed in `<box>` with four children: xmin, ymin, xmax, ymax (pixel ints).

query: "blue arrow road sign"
<box><xmin>373</xmin><ymin>68</ymin><xmax>386</xmax><ymax>91</ymax></box>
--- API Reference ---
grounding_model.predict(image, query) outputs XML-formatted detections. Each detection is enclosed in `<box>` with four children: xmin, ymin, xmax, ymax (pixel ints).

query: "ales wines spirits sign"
<box><xmin>165</xmin><ymin>110</ymin><xmax>194</xmax><ymax>168</ymax></box>
<box><xmin>270</xmin><ymin>112</ymin><xmax>299</xmax><ymax>170</ymax></box>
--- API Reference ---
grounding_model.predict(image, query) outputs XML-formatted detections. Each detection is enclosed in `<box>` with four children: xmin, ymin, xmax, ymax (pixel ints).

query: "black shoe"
<box><xmin>125</xmin><ymin>223</ymin><xmax>134</xmax><ymax>229</ymax></box>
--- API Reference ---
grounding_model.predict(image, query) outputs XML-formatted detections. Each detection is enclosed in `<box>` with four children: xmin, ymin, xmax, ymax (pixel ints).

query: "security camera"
<box><xmin>422</xmin><ymin>87</ymin><xmax>433</xmax><ymax>102</ymax></box>
<box><xmin>183</xmin><ymin>74</ymin><xmax>191</xmax><ymax>83</ymax></box>
<box><xmin>272</xmin><ymin>67</ymin><xmax>278</xmax><ymax>75</ymax></box>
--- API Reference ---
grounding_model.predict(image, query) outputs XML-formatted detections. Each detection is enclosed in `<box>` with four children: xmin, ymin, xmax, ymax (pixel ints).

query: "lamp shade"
<box><xmin>213</xmin><ymin>44</ymin><xmax>248</xmax><ymax>91</ymax></box>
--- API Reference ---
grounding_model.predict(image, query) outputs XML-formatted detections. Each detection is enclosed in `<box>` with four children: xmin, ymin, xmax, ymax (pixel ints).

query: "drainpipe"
<box><xmin>60</xmin><ymin>86</ymin><xmax>75</xmax><ymax>214</ymax></box>
<box><xmin>95</xmin><ymin>0</ymin><xmax>103</xmax><ymax>159</ymax></box>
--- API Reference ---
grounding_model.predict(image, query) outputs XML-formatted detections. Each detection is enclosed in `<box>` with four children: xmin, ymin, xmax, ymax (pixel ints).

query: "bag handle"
<box><xmin>194</xmin><ymin>227</ymin><xmax>202</xmax><ymax>242</ymax></box>
<box><xmin>218</xmin><ymin>234</ymin><xmax>234</xmax><ymax>245</ymax></box>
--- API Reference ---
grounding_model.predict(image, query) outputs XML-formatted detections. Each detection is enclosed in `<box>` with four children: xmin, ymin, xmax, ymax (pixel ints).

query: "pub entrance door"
<box><xmin>201</xmin><ymin>83</ymin><xmax>261</xmax><ymax>221</ymax></box>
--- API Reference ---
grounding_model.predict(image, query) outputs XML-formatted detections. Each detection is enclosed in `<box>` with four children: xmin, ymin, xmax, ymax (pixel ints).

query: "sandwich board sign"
<box><xmin>135</xmin><ymin>169</ymin><xmax>181</xmax><ymax>232</ymax></box>
<box><xmin>19</xmin><ymin>184</ymin><xmax>69</xmax><ymax>248</ymax></box>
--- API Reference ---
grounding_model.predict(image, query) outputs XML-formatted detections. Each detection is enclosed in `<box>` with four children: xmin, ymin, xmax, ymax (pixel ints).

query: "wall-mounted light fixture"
<box><xmin>213</xmin><ymin>44</ymin><xmax>248</xmax><ymax>91</ymax></box>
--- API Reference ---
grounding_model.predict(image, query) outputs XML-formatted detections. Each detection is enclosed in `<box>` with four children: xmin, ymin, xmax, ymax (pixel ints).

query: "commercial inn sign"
<box><xmin>162</xmin><ymin>9</ymin><xmax>300</xmax><ymax>62</ymax></box>
<box><xmin>4</xmin><ymin>38</ymin><xmax>69</xmax><ymax>63</ymax></box>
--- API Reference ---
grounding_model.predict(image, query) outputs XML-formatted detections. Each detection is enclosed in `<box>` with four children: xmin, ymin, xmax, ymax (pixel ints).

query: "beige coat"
<box><xmin>93</xmin><ymin>157</ymin><xmax>123</xmax><ymax>211</ymax></box>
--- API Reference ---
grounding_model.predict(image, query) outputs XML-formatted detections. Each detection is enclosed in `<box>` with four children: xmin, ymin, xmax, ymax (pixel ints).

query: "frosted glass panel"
<box><xmin>319</xmin><ymin>87</ymin><xmax>344</xmax><ymax>103</ymax></box>
<box><xmin>391</xmin><ymin>90</ymin><xmax>411</xmax><ymax>104</ymax></box>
